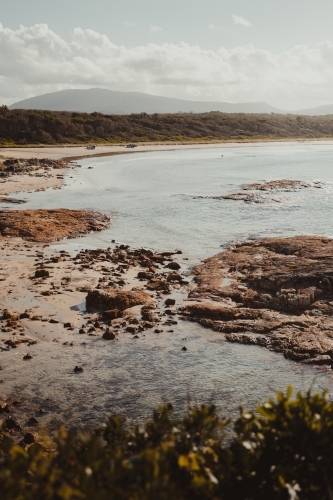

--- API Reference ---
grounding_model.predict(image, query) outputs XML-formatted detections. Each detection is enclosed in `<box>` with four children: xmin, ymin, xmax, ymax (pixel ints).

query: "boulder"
<box><xmin>86</xmin><ymin>289</ymin><xmax>152</xmax><ymax>311</ymax></box>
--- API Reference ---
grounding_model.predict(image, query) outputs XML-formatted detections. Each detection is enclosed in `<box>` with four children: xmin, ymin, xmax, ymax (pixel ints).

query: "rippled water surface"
<box><xmin>5</xmin><ymin>143</ymin><xmax>333</xmax><ymax>428</ymax></box>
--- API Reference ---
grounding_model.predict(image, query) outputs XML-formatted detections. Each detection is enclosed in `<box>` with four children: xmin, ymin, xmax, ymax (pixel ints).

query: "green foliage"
<box><xmin>1</xmin><ymin>109</ymin><xmax>333</xmax><ymax>145</ymax></box>
<box><xmin>1</xmin><ymin>388</ymin><xmax>333</xmax><ymax>499</ymax></box>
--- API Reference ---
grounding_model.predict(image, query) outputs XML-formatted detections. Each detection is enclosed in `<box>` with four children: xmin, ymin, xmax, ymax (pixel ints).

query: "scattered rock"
<box><xmin>19</xmin><ymin>312</ymin><xmax>30</xmax><ymax>319</ymax></box>
<box><xmin>102</xmin><ymin>329</ymin><xmax>116</xmax><ymax>340</ymax></box>
<box><xmin>166</xmin><ymin>262</ymin><xmax>181</xmax><ymax>270</ymax></box>
<box><xmin>165</xmin><ymin>298</ymin><xmax>176</xmax><ymax>306</ymax></box>
<box><xmin>3</xmin><ymin>417</ymin><xmax>21</xmax><ymax>431</ymax></box>
<box><xmin>102</xmin><ymin>309</ymin><xmax>123</xmax><ymax>320</ymax></box>
<box><xmin>23</xmin><ymin>432</ymin><xmax>38</xmax><ymax>444</ymax></box>
<box><xmin>28</xmin><ymin>417</ymin><xmax>39</xmax><ymax>424</ymax></box>
<box><xmin>126</xmin><ymin>326</ymin><xmax>138</xmax><ymax>334</ymax></box>
<box><xmin>34</xmin><ymin>269</ymin><xmax>49</xmax><ymax>278</ymax></box>
<box><xmin>86</xmin><ymin>289</ymin><xmax>153</xmax><ymax>311</ymax></box>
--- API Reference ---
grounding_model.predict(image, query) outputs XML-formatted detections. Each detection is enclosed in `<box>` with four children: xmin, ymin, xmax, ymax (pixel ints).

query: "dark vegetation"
<box><xmin>1</xmin><ymin>105</ymin><xmax>333</xmax><ymax>144</ymax></box>
<box><xmin>1</xmin><ymin>388</ymin><xmax>333</xmax><ymax>499</ymax></box>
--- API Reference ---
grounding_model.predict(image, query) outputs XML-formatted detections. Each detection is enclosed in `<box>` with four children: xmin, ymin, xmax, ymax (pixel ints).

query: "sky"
<box><xmin>1</xmin><ymin>0</ymin><xmax>333</xmax><ymax>109</ymax></box>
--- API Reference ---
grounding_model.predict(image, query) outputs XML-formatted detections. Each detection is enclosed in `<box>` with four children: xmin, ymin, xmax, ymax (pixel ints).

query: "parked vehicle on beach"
<box><xmin>126</xmin><ymin>144</ymin><xmax>137</xmax><ymax>148</ymax></box>
<box><xmin>86</xmin><ymin>145</ymin><xmax>96</xmax><ymax>150</ymax></box>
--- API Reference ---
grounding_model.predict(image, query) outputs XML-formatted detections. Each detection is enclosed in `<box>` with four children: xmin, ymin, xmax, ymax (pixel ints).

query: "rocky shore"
<box><xmin>1</xmin><ymin>152</ymin><xmax>333</xmax><ymax>441</ymax></box>
<box><xmin>0</xmin><ymin>157</ymin><xmax>74</xmax><ymax>196</ymax></box>
<box><xmin>194</xmin><ymin>179</ymin><xmax>325</xmax><ymax>204</ymax></box>
<box><xmin>0</xmin><ymin>209</ymin><xmax>110</xmax><ymax>242</ymax></box>
<box><xmin>182</xmin><ymin>236</ymin><xmax>333</xmax><ymax>364</ymax></box>
<box><xmin>0</xmin><ymin>237</ymin><xmax>188</xmax><ymax>439</ymax></box>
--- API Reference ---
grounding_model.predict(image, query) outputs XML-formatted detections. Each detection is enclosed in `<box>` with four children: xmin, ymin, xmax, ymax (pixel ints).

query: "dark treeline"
<box><xmin>1</xmin><ymin>105</ymin><xmax>333</xmax><ymax>144</ymax></box>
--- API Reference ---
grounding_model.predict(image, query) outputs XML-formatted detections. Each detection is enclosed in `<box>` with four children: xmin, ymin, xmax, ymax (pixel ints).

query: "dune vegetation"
<box><xmin>1</xmin><ymin>106</ymin><xmax>333</xmax><ymax>145</ymax></box>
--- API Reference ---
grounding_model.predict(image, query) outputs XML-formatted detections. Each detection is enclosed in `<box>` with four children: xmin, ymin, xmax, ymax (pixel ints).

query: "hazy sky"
<box><xmin>1</xmin><ymin>0</ymin><xmax>333</xmax><ymax>108</ymax></box>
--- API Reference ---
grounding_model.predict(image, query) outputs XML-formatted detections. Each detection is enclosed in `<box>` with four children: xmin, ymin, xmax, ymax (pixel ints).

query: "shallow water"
<box><xmin>24</xmin><ymin>142</ymin><xmax>333</xmax><ymax>262</ymax></box>
<box><xmin>4</xmin><ymin>142</ymin><xmax>333</xmax><ymax>428</ymax></box>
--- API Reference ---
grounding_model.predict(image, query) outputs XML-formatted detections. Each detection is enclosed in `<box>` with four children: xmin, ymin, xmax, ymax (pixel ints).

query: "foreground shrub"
<box><xmin>1</xmin><ymin>387</ymin><xmax>333</xmax><ymax>499</ymax></box>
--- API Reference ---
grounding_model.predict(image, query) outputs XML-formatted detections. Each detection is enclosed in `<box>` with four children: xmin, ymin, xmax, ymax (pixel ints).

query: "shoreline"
<box><xmin>1</xmin><ymin>138</ymin><xmax>333</xmax><ymax>163</ymax></box>
<box><xmin>1</xmin><ymin>142</ymin><xmax>333</xmax><ymax>430</ymax></box>
<box><xmin>1</xmin><ymin>140</ymin><xmax>333</xmax><ymax>196</ymax></box>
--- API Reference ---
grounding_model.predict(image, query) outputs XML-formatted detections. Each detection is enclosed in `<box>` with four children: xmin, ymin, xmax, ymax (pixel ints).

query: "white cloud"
<box><xmin>1</xmin><ymin>22</ymin><xmax>333</xmax><ymax>109</ymax></box>
<box><xmin>149</xmin><ymin>25</ymin><xmax>162</xmax><ymax>33</ymax></box>
<box><xmin>123</xmin><ymin>22</ymin><xmax>136</xmax><ymax>27</ymax></box>
<box><xmin>208</xmin><ymin>24</ymin><xmax>215</xmax><ymax>30</ymax></box>
<box><xmin>233</xmin><ymin>15</ymin><xmax>251</xmax><ymax>27</ymax></box>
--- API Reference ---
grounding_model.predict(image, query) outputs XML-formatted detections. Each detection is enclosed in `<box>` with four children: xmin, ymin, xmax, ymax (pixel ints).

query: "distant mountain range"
<box><xmin>8</xmin><ymin>88</ymin><xmax>333</xmax><ymax>116</ymax></box>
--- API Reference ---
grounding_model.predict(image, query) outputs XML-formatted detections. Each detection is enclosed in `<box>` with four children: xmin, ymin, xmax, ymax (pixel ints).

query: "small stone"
<box><xmin>74</xmin><ymin>366</ymin><xmax>83</xmax><ymax>372</ymax></box>
<box><xmin>34</xmin><ymin>269</ymin><xmax>49</xmax><ymax>278</ymax></box>
<box><xmin>102</xmin><ymin>330</ymin><xmax>115</xmax><ymax>340</ymax></box>
<box><xmin>182</xmin><ymin>346</ymin><xmax>187</xmax><ymax>351</ymax></box>
<box><xmin>165</xmin><ymin>298</ymin><xmax>176</xmax><ymax>306</ymax></box>
<box><xmin>19</xmin><ymin>312</ymin><xmax>30</xmax><ymax>319</ymax></box>
<box><xmin>28</xmin><ymin>416</ymin><xmax>39</xmax><ymax>424</ymax></box>
<box><xmin>23</xmin><ymin>432</ymin><xmax>38</xmax><ymax>444</ymax></box>
<box><xmin>126</xmin><ymin>326</ymin><xmax>137</xmax><ymax>333</ymax></box>
<box><xmin>23</xmin><ymin>353</ymin><xmax>32</xmax><ymax>360</ymax></box>
<box><xmin>3</xmin><ymin>417</ymin><xmax>21</xmax><ymax>430</ymax></box>
<box><xmin>166</xmin><ymin>262</ymin><xmax>181</xmax><ymax>270</ymax></box>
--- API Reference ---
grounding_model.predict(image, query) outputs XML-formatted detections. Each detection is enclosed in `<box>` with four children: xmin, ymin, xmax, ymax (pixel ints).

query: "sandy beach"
<box><xmin>2</xmin><ymin>139</ymin><xmax>333</xmax><ymax>161</ymax></box>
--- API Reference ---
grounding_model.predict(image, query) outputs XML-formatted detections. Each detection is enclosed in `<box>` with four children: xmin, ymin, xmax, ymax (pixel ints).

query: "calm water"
<box><xmin>4</xmin><ymin>143</ymin><xmax>333</xmax><ymax>428</ymax></box>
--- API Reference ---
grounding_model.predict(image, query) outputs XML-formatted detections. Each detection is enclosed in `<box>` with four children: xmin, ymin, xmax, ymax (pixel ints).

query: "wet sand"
<box><xmin>0</xmin><ymin>168</ymin><xmax>68</xmax><ymax>195</ymax></box>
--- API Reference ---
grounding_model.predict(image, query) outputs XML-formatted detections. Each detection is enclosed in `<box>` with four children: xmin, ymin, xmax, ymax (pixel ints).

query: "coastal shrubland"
<box><xmin>1</xmin><ymin>106</ymin><xmax>333</xmax><ymax>144</ymax></box>
<box><xmin>1</xmin><ymin>388</ymin><xmax>333</xmax><ymax>499</ymax></box>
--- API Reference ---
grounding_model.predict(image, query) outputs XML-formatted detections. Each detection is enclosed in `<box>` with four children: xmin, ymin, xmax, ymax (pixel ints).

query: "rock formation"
<box><xmin>182</xmin><ymin>236</ymin><xmax>333</xmax><ymax>362</ymax></box>
<box><xmin>0</xmin><ymin>158</ymin><xmax>68</xmax><ymax>177</ymax></box>
<box><xmin>86</xmin><ymin>289</ymin><xmax>153</xmax><ymax>311</ymax></box>
<box><xmin>0</xmin><ymin>209</ymin><xmax>110</xmax><ymax>242</ymax></box>
<box><xmin>193</xmin><ymin>179</ymin><xmax>324</xmax><ymax>204</ymax></box>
